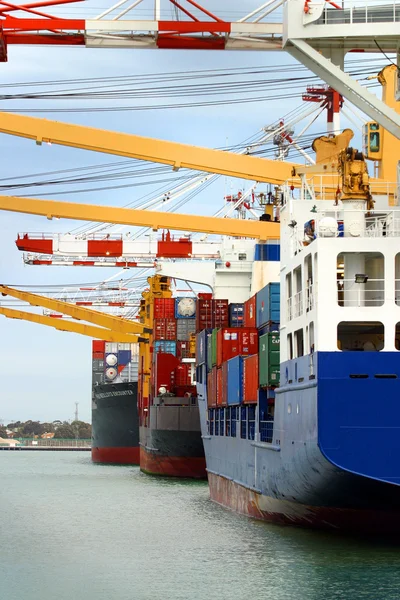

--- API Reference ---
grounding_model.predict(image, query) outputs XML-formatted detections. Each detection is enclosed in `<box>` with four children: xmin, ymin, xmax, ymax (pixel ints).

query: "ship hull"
<box><xmin>92</xmin><ymin>382</ymin><xmax>139</xmax><ymax>465</ymax></box>
<box><xmin>197</xmin><ymin>351</ymin><xmax>400</xmax><ymax>533</ymax></box>
<box><xmin>139</xmin><ymin>403</ymin><xmax>206</xmax><ymax>478</ymax></box>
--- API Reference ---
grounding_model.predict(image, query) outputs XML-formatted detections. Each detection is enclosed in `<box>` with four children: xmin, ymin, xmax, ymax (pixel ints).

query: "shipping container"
<box><xmin>196</xmin><ymin>329</ymin><xmax>211</xmax><ymax>366</ymax></box>
<box><xmin>227</xmin><ymin>355</ymin><xmax>243</xmax><ymax>405</ymax></box>
<box><xmin>189</xmin><ymin>334</ymin><xmax>196</xmax><ymax>356</ymax></box>
<box><xmin>243</xmin><ymin>354</ymin><xmax>259</xmax><ymax>403</ymax></box>
<box><xmin>177</xmin><ymin>319</ymin><xmax>196</xmax><ymax>341</ymax></box>
<box><xmin>212</xmin><ymin>299</ymin><xmax>229</xmax><ymax>328</ymax></box>
<box><xmin>216</xmin><ymin>367</ymin><xmax>223</xmax><ymax>406</ymax></box>
<box><xmin>153</xmin><ymin>352</ymin><xmax>179</xmax><ymax>395</ymax></box>
<box><xmin>254</xmin><ymin>241</ymin><xmax>280</xmax><ymax>262</ymax></box>
<box><xmin>153</xmin><ymin>340</ymin><xmax>177</xmax><ymax>356</ymax></box>
<box><xmin>258</xmin><ymin>321</ymin><xmax>280</xmax><ymax>336</ymax></box>
<box><xmin>92</xmin><ymin>351</ymin><xmax>104</xmax><ymax>360</ymax></box>
<box><xmin>207</xmin><ymin>371</ymin><xmax>215</xmax><ymax>408</ymax></box>
<box><xmin>259</xmin><ymin>332</ymin><xmax>280</xmax><ymax>387</ymax></box>
<box><xmin>175</xmin><ymin>297</ymin><xmax>196</xmax><ymax>319</ymax></box>
<box><xmin>196</xmin><ymin>298</ymin><xmax>213</xmax><ymax>332</ymax></box>
<box><xmin>198</xmin><ymin>292</ymin><xmax>212</xmax><ymax>300</ymax></box>
<box><xmin>216</xmin><ymin>327</ymin><xmax>258</xmax><ymax>367</ymax></box>
<box><xmin>256</xmin><ymin>282</ymin><xmax>280</xmax><ymax>328</ymax></box>
<box><xmin>206</xmin><ymin>367</ymin><xmax>218</xmax><ymax>407</ymax></box>
<box><xmin>154</xmin><ymin>318</ymin><xmax>177</xmax><ymax>341</ymax></box>
<box><xmin>177</xmin><ymin>341</ymin><xmax>192</xmax><ymax>360</ymax></box>
<box><xmin>118</xmin><ymin>350</ymin><xmax>131</xmax><ymax>365</ymax></box>
<box><xmin>92</xmin><ymin>340</ymin><xmax>105</xmax><ymax>354</ymax></box>
<box><xmin>221</xmin><ymin>361</ymin><xmax>228</xmax><ymax>406</ymax></box>
<box><xmin>154</xmin><ymin>297</ymin><xmax>175</xmax><ymax>319</ymax></box>
<box><xmin>175</xmin><ymin>363</ymin><xmax>191</xmax><ymax>387</ymax></box>
<box><xmin>244</xmin><ymin>295</ymin><xmax>256</xmax><ymax>328</ymax></box>
<box><xmin>229</xmin><ymin>303</ymin><xmax>244</xmax><ymax>327</ymax></box>
<box><xmin>207</xmin><ymin>333</ymin><xmax>213</xmax><ymax>372</ymax></box>
<box><xmin>211</xmin><ymin>329</ymin><xmax>218</xmax><ymax>366</ymax></box>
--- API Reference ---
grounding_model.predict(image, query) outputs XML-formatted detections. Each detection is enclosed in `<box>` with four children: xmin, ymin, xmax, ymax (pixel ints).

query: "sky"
<box><xmin>0</xmin><ymin>0</ymin><xmax>388</xmax><ymax>424</ymax></box>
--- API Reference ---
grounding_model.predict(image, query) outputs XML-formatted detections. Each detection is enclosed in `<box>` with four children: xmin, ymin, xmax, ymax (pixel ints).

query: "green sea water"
<box><xmin>1</xmin><ymin>452</ymin><xmax>400</xmax><ymax>600</ymax></box>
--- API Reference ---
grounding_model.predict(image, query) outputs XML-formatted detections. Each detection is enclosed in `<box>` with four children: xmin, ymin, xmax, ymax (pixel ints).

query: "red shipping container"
<box><xmin>243</xmin><ymin>354</ymin><xmax>259</xmax><ymax>403</ymax></box>
<box><xmin>92</xmin><ymin>352</ymin><xmax>104</xmax><ymax>360</ymax></box>
<box><xmin>198</xmin><ymin>292</ymin><xmax>212</xmax><ymax>300</ymax></box>
<box><xmin>196</xmin><ymin>299</ymin><xmax>214</xmax><ymax>332</ymax></box>
<box><xmin>244</xmin><ymin>295</ymin><xmax>256</xmax><ymax>328</ymax></box>
<box><xmin>153</xmin><ymin>352</ymin><xmax>179</xmax><ymax>396</ymax></box>
<box><xmin>175</xmin><ymin>385</ymin><xmax>196</xmax><ymax>398</ymax></box>
<box><xmin>154</xmin><ymin>318</ymin><xmax>177</xmax><ymax>340</ymax></box>
<box><xmin>175</xmin><ymin>363</ymin><xmax>191</xmax><ymax>387</ymax></box>
<box><xmin>207</xmin><ymin>371</ymin><xmax>213</xmax><ymax>408</ymax></box>
<box><xmin>92</xmin><ymin>340</ymin><xmax>105</xmax><ymax>354</ymax></box>
<box><xmin>154</xmin><ymin>298</ymin><xmax>175</xmax><ymax>319</ymax></box>
<box><xmin>216</xmin><ymin>328</ymin><xmax>258</xmax><ymax>367</ymax></box>
<box><xmin>177</xmin><ymin>341</ymin><xmax>192</xmax><ymax>359</ymax></box>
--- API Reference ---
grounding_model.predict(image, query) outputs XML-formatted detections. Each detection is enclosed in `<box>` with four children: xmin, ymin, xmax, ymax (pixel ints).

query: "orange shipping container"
<box><xmin>243</xmin><ymin>354</ymin><xmax>259</xmax><ymax>403</ymax></box>
<box><xmin>216</xmin><ymin>367</ymin><xmax>223</xmax><ymax>406</ymax></box>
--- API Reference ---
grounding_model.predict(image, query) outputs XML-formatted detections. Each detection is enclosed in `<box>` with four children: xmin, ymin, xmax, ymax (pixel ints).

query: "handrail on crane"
<box><xmin>0</xmin><ymin>285</ymin><xmax>152</xmax><ymax>335</ymax></box>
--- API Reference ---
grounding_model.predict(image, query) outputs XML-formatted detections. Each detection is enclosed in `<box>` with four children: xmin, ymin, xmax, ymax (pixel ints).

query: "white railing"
<box><xmin>315</xmin><ymin>2</ymin><xmax>400</xmax><ymax>25</ymax></box>
<box><xmin>337</xmin><ymin>278</ymin><xmax>385</xmax><ymax>307</ymax></box>
<box><xmin>305</xmin><ymin>283</ymin><xmax>314</xmax><ymax>311</ymax></box>
<box><xmin>293</xmin><ymin>290</ymin><xmax>303</xmax><ymax>318</ymax></box>
<box><xmin>287</xmin><ymin>296</ymin><xmax>293</xmax><ymax>321</ymax></box>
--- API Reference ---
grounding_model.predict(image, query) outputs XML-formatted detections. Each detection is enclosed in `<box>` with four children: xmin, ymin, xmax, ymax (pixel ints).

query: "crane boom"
<box><xmin>0</xmin><ymin>285</ymin><xmax>151</xmax><ymax>335</ymax></box>
<box><xmin>0</xmin><ymin>112</ymin><xmax>296</xmax><ymax>185</ymax></box>
<box><xmin>0</xmin><ymin>306</ymin><xmax>145</xmax><ymax>343</ymax></box>
<box><xmin>0</xmin><ymin>196</ymin><xmax>280</xmax><ymax>240</ymax></box>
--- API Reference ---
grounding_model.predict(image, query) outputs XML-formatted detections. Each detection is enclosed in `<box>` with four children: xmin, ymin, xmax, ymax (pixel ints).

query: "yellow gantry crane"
<box><xmin>0</xmin><ymin>285</ymin><xmax>151</xmax><ymax>342</ymax></box>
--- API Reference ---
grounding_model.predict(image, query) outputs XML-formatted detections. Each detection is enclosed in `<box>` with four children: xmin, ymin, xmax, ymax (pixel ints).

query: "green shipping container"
<box><xmin>259</xmin><ymin>332</ymin><xmax>280</xmax><ymax>387</ymax></box>
<box><xmin>211</xmin><ymin>329</ymin><xmax>218</xmax><ymax>366</ymax></box>
<box><xmin>207</xmin><ymin>334</ymin><xmax>213</xmax><ymax>371</ymax></box>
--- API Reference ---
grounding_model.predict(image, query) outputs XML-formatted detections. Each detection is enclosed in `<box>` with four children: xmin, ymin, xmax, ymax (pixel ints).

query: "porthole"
<box><xmin>296</xmin><ymin>404</ymin><xmax>300</xmax><ymax>415</ymax></box>
<box><xmin>288</xmin><ymin>403</ymin><xmax>292</xmax><ymax>415</ymax></box>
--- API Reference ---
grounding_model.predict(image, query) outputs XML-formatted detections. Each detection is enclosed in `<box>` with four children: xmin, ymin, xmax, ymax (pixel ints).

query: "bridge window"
<box><xmin>337</xmin><ymin>322</ymin><xmax>384</xmax><ymax>352</ymax></box>
<box><xmin>337</xmin><ymin>253</ymin><xmax>384</xmax><ymax>307</ymax></box>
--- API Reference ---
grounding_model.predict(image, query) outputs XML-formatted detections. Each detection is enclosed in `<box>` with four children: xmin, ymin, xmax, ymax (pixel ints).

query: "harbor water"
<box><xmin>1</xmin><ymin>452</ymin><xmax>400</xmax><ymax>600</ymax></box>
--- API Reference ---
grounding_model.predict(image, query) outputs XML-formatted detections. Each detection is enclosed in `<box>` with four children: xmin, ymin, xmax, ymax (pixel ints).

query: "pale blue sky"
<box><xmin>0</xmin><ymin>2</ymin><xmax>382</xmax><ymax>423</ymax></box>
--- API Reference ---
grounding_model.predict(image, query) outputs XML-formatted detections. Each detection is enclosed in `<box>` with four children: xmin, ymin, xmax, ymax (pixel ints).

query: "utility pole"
<box><xmin>74</xmin><ymin>402</ymin><xmax>79</xmax><ymax>422</ymax></box>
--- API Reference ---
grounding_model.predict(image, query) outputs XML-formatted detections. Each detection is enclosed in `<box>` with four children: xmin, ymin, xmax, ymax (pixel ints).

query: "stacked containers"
<box><xmin>154</xmin><ymin>298</ymin><xmax>175</xmax><ymax>319</ymax></box>
<box><xmin>243</xmin><ymin>354</ymin><xmax>259</xmax><ymax>403</ymax></box>
<box><xmin>177</xmin><ymin>319</ymin><xmax>196</xmax><ymax>341</ymax></box>
<box><xmin>196</xmin><ymin>329</ymin><xmax>211</xmax><ymax>366</ymax></box>
<box><xmin>154</xmin><ymin>340</ymin><xmax>177</xmax><ymax>356</ymax></box>
<box><xmin>154</xmin><ymin>318</ymin><xmax>177</xmax><ymax>340</ymax></box>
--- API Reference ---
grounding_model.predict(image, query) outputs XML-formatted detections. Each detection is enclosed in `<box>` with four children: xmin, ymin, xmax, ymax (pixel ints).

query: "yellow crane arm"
<box><xmin>0</xmin><ymin>307</ymin><xmax>146</xmax><ymax>343</ymax></box>
<box><xmin>0</xmin><ymin>112</ymin><xmax>296</xmax><ymax>186</ymax></box>
<box><xmin>0</xmin><ymin>195</ymin><xmax>280</xmax><ymax>240</ymax></box>
<box><xmin>0</xmin><ymin>285</ymin><xmax>151</xmax><ymax>335</ymax></box>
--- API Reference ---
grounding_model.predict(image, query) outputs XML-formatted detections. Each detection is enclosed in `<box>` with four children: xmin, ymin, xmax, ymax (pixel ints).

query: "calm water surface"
<box><xmin>1</xmin><ymin>452</ymin><xmax>400</xmax><ymax>600</ymax></box>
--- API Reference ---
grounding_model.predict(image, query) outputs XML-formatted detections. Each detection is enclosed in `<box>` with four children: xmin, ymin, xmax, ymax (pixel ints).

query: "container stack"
<box><xmin>195</xmin><ymin>283</ymin><xmax>280</xmax><ymax>442</ymax></box>
<box><xmin>151</xmin><ymin>296</ymin><xmax>198</xmax><ymax>400</ymax></box>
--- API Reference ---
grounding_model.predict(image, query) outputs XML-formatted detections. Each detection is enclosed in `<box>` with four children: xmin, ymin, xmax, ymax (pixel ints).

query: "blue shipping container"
<box><xmin>195</xmin><ymin>329</ymin><xmax>211</xmax><ymax>366</ymax></box>
<box><xmin>229</xmin><ymin>303</ymin><xmax>244</xmax><ymax>328</ymax></box>
<box><xmin>227</xmin><ymin>355</ymin><xmax>243</xmax><ymax>405</ymax></box>
<box><xmin>256</xmin><ymin>282</ymin><xmax>280</xmax><ymax>328</ymax></box>
<box><xmin>154</xmin><ymin>340</ymin><xmax>177</xmax><ymax>356</ymax></box>
<box><xmin>175</xmin><ymin>297</ymin><xmax>196</xmax><ymax>319</ymax></box>
<box><xmin>258</xmin><ymin>321</ymin><xmax>279</xmax><ymax>336</ymax></box>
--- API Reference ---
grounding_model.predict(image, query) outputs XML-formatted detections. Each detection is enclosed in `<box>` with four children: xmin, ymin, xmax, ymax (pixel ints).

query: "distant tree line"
<box><xmin>1</xmin><ymin>420</ymin><xmax>92</xmax><ymax>439</ymax></box>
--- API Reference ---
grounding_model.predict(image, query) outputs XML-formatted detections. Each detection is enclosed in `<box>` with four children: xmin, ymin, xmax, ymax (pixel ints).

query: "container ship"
<box><xmin>194</xmin><ymin>72</ymin><xmax>400</xmax><ymax>532</ymax></box>
<box><xmin>91</xmin><ymin>340</ymin><xmax>140</xmax><ymax>465</ymax></box>
<box><xmin>137</xmin><ymin>275</ymin><xmax>206</xmax><ymax>478</ymax></box>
